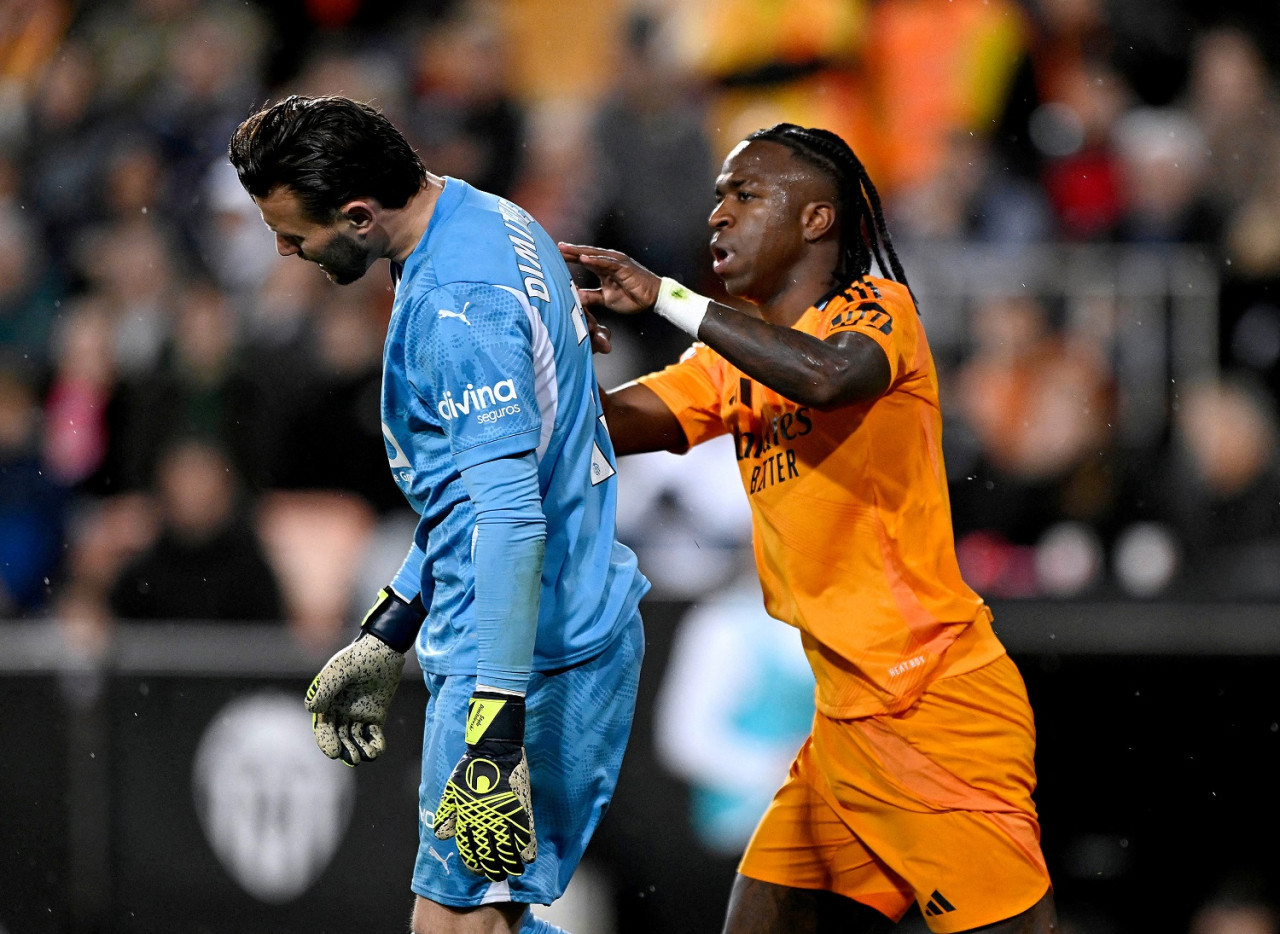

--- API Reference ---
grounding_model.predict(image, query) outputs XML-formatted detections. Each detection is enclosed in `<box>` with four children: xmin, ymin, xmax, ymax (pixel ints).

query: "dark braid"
<box><xmin>746</xmin><ymin>123</ymin><xmax>912</xmax><ymax>295</ymax></box>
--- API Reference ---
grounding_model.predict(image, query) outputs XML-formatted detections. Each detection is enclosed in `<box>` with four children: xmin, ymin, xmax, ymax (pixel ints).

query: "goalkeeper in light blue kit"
<box><xmin>229</xmin><ymin>96</ymin><xmax>648</xmax><ymax>934</ymax></box>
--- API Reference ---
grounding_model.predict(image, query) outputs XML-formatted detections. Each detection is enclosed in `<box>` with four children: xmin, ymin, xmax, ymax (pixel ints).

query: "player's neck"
<box><xmin>758</xmin><ymin>263</ymin><xmax>840</xmax><ymax>328</ymax></box>
<box><xmin>386</xmin><ymin>174</ymin><xmax>446</xmax><ymax>264</ymax></box>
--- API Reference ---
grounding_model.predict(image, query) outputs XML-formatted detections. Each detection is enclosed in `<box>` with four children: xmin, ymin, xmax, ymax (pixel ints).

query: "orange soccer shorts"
<box><xmin>739</xmin><ymin>654</ymin><xmax>1051</xmax><ymax>933</ymax></box>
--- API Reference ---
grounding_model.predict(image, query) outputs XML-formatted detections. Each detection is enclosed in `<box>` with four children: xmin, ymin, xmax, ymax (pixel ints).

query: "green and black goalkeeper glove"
<box><xmin>304</xmin><ymin>588</ymin><xmax>424</xmax><ymax>766</ymax></box>
<box><xmin>434</xmin><ymin>691</ymin><xmax>537</xmax><ymax>881</ymax></box>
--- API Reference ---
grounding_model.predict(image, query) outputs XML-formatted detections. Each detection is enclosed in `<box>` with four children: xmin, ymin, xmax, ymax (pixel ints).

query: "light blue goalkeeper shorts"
<box><xmin>412</xmin><ymin>610</ymin><xmax>643</xmax><ymax>907</ymax></box>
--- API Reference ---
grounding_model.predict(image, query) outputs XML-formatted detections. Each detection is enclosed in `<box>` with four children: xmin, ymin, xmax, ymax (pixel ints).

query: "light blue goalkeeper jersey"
<box><xmin>381</xmin><ymin>178</ymin><xmax>648</xmax><ymax>676</ymax></box>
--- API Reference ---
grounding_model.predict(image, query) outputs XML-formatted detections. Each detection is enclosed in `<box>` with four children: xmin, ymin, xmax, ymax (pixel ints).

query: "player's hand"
<box><xmin>434</xmin><ymin>691</ymin><xmax>536</xmax><ymax>882</ymax></box>
<box><xmin>304</xmin><ymin>588</ymin><xmax>423</xmax><ymax>765</ymax></box>
<box><xmin>305</xmin><ymin>633</ymin><xmax>405</xmax><ymax>764</ymax></box>
<box><xmin>559</xmin><ymin>242</ymin><xmax>660</xmax><ymax>316</ymax></box>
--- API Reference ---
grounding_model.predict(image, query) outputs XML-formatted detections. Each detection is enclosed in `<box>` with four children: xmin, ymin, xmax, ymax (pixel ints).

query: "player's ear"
<box><xmin>340</xmin><ymin>200</ymin><xmax>376</xmax><ymax>232</ymax></box>
<box><xmin>801</xmin><ymin>201</ymin><xmax>836</xmax><ymax>243</ymax></box>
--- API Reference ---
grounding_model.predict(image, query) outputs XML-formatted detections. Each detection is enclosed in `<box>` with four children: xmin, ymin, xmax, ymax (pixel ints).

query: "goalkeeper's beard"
<box><xmin>308</xmin><ymin>231</ymin><xmax>373</xmax><ymax>285</ymax></box>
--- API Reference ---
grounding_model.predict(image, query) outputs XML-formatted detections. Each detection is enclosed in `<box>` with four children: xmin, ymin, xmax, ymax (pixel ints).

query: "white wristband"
<box><xmin>654</xmin><ymin>277</ymin><xmax>710</xmax><ymax>337</ymax></box>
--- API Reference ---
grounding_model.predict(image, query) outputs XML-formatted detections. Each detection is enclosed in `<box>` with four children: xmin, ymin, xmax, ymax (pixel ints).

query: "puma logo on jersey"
<box><xmin>438</xmin><ymin>304</ymin><xmax>472</xmax><ymax>326</ymax></box>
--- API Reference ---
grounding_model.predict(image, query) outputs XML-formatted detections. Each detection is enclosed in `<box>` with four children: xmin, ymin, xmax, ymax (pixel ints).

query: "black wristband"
<box><xmin>360</xmin><ymin>588</ymin><xmax>426</xmax><ymax>653</ymax></box>
<box><xmin>465</xmin><ymin>691</ymin><xmax>526</xmax><ymax>747</ymax></box>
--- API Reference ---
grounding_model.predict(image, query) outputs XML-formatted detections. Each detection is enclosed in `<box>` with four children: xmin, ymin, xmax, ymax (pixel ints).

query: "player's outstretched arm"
<box><xmin>304</xmin><ymin>588</ymin><xmax>424</xmax><ymax>765</ymax></box>
<box><xmin>560</xmin><ymin>242</ymin><xmax>889</xmax><ymax>410</ymax></box>
<box><xmin>697</xmin><ymin>311</ymin><xmax>891</xmax><ymax>410</ymax></box>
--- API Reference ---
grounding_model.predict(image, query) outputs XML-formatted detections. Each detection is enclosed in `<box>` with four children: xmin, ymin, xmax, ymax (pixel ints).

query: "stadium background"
<box><xmin>3</xmin><ymin>0</ymin><xmax>1280</xmax><ymax>931</ymax></box>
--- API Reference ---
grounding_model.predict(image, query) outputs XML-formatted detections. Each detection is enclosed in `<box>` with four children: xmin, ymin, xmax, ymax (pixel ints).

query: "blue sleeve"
<box><xmin>458</xmin><ymin>451</ymin><xmax>546</xmax><ymax>694</ymax></box>
<box><xmin>412</xmin><ymin>283</ymin><xmax>544</xmax><ymax>471</ymax></box>
<box><xmin>390</xmin><ymin>542</ymin><xmax>427</xmax><ymax>604</ymax></box>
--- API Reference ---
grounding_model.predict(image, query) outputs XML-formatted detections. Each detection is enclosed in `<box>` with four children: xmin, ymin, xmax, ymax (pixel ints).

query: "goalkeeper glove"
<box><xmin>434</xmin><ymin>691</ymin><xmax>537</xmax><ymax>881</ymax></box>
<box><xmin>304</xmin><ymin>588</ymin><xmax>424</xmax><ymax>766</ymax></box>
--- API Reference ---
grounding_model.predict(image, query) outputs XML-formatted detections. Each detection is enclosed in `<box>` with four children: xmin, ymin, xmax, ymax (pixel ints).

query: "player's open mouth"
<box><xmin>711</xmin><ymin>244</ymin><xmax>733</xmax><ymax>275</ymax></box>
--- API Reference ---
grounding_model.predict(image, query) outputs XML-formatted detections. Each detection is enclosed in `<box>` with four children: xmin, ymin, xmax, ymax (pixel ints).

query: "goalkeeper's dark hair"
<box><xmin>746</xmin><ymin>123</ymin><xmax>911</xmax><ymax>294</ymax></box>
<box><xmin>229</xmin><ymin>95</ymin><xmax>427</xmax><ymax>223</ymax></box>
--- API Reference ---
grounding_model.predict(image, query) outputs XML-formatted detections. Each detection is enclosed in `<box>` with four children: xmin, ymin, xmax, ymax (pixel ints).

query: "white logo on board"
<box><xmin>192</xmin><ymin>691</ymin><xmax>355</xmax><ymax>903</ymax></box>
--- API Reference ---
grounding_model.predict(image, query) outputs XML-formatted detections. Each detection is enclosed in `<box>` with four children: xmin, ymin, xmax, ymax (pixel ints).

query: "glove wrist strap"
<box><xmin>466</xmin><ymin>691</ymin><xmax>526</xmax><ymax>746</ymax></box>
<box><xmin>360</xmin><ymin>587</ymin><xmax>426</xmax><ymax>653</ymax></box>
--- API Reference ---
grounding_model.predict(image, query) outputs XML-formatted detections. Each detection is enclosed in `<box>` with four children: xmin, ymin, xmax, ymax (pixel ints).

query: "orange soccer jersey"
<box><xmin>638</xmin><ymin>276</ymin><xmax>1005</xmax><ymax>718</ymax></box>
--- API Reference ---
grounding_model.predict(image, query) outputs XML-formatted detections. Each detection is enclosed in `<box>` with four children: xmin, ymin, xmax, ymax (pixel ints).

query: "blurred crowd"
<box><xmin>2</xmin><ymin>0</ymin><xmax>1280</xmax><ymax>648</ymax></box>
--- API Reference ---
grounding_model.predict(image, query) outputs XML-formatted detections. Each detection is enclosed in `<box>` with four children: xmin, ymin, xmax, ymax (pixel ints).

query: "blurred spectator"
<box><xmin>196</xmin><ymin>159</ymin><xmax>279</xmax><ymax>298</ymax></box>
<box><xmin>286</xmin><ymin>41</ymin><xmax>408</xmax><ymax>118</ymax></box>
<box><xmin>100</xmin><ymin>137</ymin><xmax>168</xmax><ymax>222</ymax></box>
<box><xmin>16</xmin><ymin>38</ymin><xmax>113</xmax><ymax>269</ymax></box>
<box><xmin>1020</xmin><ymin>0</ymin><xmax>1115</xmax><ymax>106</ymax></box>
<box><xmin>41</xmin><ymin>297</ymin><xmax>122</xmax><ymax>490</ymax></box>
<box><xmin>254</xmin><ymin>489</ymin><xmax>376</xmax><ymax>649</ymax></box>
<box><xmin>252</xmin><ymin>0</ymin><xmax>425</xmax><ymax>88</ymax></box>
<box><xmin>1112</xmin><ymin>106</ymin><xmax>1216</xmax><ymax>243</ymax></box>
<box><xmin>894</xmin><ymin>130</ymin><xmax>1055</xmax><ymax>244</ymax></box>
<box><xmin>946</xmin><ymin>294</ymin><xmax>1117</xmax><ymax>595</ymax></box>
<box><xmin>0</xmin><ymin>0</ymin><xmax>72</xmax><ymax>144</ymax></box>
<box><xmin>1118</xmin><ymin>377</ymin><xmax>1280</xmax><ymax>600</ymax></box>
<box><xmin>49</xmin><ymin>577</ymin><xmax>113</xmax><ymax>660</ymax></box>
<box><xmin>59</xmin><ymin>491</ymin><xmax>156</xmax><ymax>618</ymax></box>
<box><xmin>71</xmin><ymin>217</ymin><xmax>181</xmax><ymax>378</ymax></box>
<box><xmin>583</xmin><ymin>11</ymin><xmax>718</xmax><ymax>368</ymax></box>
<box><xmin>108</xmin><ymin>437</ymin><xmax>284</xmax><ymax>622</ymax></box>
<box><xmin>984</xmin><ymin>0</ymin><xmax>1136</xmax><ymax>237</ymax></box>
<box><xmin>73</xmin><ymin>0</ymin><xmax>206</xmax><ymax>111</ymax></box>
<box><xmin>508</xmin><ymin>101</ymin><xmax>597</xmax><ymax>250</ymax></box>
<box><xmin>258</xmin><ymin>274</ymin><xmax>400</xmax><ymax>511</ymax></box>
<box><xmin>1183</xmin><ymin>26</ymin><xmax>1280</xmax><ymax>222</ymax></box>
<box><xmin>112</xmin><ymin>279</ymin><xmax>272</xmax><ymax>492</ymax></box>
<box><xmin>406</xmin><ymin>6</ymin><xmax>526</xmax><ymax>198</ymax></box>
<box><xmin>0</xmin><ymin>356</ymin><xmax>69</xmax><ymax>616</ymax></box>
<box><xmin>1221</xmin><ymin>137</ymin><xmax>1280</xmax><ymax>288</ymax></box>
<box><xmin>242</xmin><ymin>239</ymin><xmax>331</xmax><ymax>349</ymax></box>
<box><xmin>135</xmin><ymin>4</ymin><xmax>268</xmax><ymax>213</ymax></box>
<box><xmin>0</xmin><ymin>204</ymin><xmax>63</xmax><ymax>374</ymax></box>
<box><xmin>587</xmin><ymin>12</ymin><xmax>715</xmax><ymax>289</ymax></box>
<box><xmin>1034</xmin><ymin>57</ymin><xmax>1134</xmax><ymax>240</ymax></box>
<box><xmin>1219</xmin><ymin>132</ymin><xmax>1280</xmax><ymax>403</ymax></box>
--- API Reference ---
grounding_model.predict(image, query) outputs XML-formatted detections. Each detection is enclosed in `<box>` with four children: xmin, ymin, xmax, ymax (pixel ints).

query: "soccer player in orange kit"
<box><xmin>559</xmin><ymin>123</ymin><xmax>1058</xmax><ymax>933</ymax></box>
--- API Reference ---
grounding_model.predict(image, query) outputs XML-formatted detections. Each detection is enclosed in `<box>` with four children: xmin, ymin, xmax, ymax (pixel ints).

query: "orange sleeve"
<box><xmin>635</xmin><ymin>342</ymin><xmax>730</xmax><ymax>449</ymax></box>
<box><xmin>820</xmin><ymin>282</ymin><xmax>919</xmax><ymax>387</ymax></box>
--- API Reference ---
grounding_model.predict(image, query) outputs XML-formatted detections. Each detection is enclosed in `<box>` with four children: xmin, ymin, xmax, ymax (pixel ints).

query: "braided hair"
<box><xmin>746</xmin><ymin>123</ymin><xmax>911</xmax><ymax>295</ymax></box>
